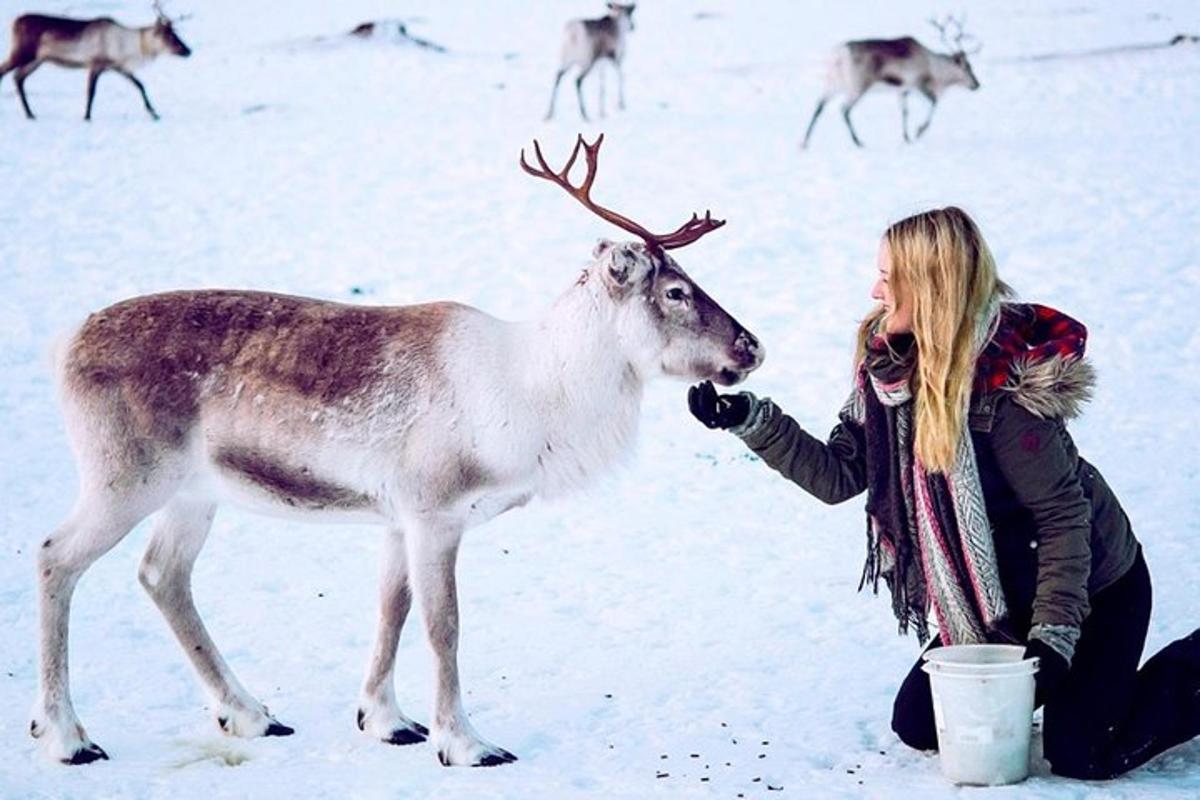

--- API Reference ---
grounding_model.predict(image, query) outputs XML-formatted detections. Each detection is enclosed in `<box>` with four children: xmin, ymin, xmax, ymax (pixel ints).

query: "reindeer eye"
<box><xmin>665</xmin><ymin>287</ymin><xmax>687</xmax><ymax>303</ymax></box>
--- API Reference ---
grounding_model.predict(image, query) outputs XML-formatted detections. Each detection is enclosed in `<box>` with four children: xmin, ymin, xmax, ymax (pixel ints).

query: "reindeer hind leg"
<box><xmin>139</xmin><ymin>495</ymin><xmax>294</xmax><ymax>738</ymax></box>
<box><xmin>33</xmin><ymin>476</ymin><xmax>181</xmax><ymax>763</ymax></box>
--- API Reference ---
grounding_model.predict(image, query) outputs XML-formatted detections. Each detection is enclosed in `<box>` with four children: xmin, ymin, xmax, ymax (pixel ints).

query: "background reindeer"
<box><xmin>32</xmin><ymin>135</ymin><xmax>762</xmax><ymax>767</ymax></box>
<box><xmin>0</xmin><ymin>3</ymin><xmax>191</xmax><ymax>121</ymax></box>
<box><xmin>545</xmin><ymin>2</ymin><xmax>636</xmax><ymax>121</ymax></box>
<box><xmin>802</xmin><ymin>15</ymin><xmax>981</xmax><ymax>148</ymax></box>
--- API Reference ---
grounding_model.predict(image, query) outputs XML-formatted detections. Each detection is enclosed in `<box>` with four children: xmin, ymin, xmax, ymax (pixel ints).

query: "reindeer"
<box><xmin>545</xmin><ymin>2</ymin><xmax>636</xmax><ymax>121</ymax></box>
<box><xmin>32</xmin><ymin>134</ymin><xmax>762</xmax><ymax>767</ymax></box>
<box><xmin>0</xmin><ymin>3</ymin><xmax>191</xmax><ymax>121</ymax></box>
<box><xmin>801</xmin><ymin>16</ymin><xmax>981</xmax><ymax>149</ymax></box>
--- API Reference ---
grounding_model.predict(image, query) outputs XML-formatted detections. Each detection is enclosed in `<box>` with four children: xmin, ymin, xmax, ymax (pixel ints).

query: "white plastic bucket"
<box><xmin>921</xmin><ymin>644</ymin><xmax>1039</xmax><ymax>786</ymax></box>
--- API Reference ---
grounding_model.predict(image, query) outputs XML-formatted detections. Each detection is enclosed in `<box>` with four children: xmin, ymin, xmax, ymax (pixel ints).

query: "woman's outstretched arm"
<box><xmin>734</xmin><ymin>397</ymin><xmax>868</xmax><ymax>505</ymax></box>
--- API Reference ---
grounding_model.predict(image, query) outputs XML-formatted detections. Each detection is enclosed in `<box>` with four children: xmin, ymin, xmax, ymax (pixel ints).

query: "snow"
<box><xmin>1</xmin><ymin>0</ymin><xmax>1198</xmax><ymax>797</ymax></box>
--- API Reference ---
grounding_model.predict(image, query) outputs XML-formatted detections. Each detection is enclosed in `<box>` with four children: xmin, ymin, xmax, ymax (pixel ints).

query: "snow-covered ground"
<box><xmin>1</xmin><ymin>1</ymin><xmax>1198</xmax><ymax>797</ymax></box>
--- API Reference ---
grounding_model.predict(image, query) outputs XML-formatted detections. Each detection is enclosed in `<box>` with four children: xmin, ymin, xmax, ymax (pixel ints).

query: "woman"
<box><xmin>689</xmin><ymin>206</ymin><xmax>1199</xmax><ymax>780</ymax></box>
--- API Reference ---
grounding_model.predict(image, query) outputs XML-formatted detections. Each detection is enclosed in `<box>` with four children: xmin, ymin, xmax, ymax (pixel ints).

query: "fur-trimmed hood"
<box><xmin>1004</xmin><ymin>354</ymin><xmax>1096</xmax><ymax>420</ymax></box>
<box><xmin>977</xmin><ymin>303</ymin><xmax>1096</xmax><ymax>421</ymax></box>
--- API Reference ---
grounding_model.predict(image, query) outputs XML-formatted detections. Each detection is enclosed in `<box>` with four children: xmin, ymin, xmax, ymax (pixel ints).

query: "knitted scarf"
<box><xmin>841</xmin><ymin>300</ymin><xmax>1089</xmax><ymax>644</ymax></box>
<box><xmin>849</xmin><ymin>297</ymin><xmax>1019</xmax><ymax>646</ymax></box>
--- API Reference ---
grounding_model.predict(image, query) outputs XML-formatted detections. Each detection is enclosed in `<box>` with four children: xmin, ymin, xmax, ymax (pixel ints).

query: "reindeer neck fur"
<box><xmin>929</xmin><ymin>51</ymin><xmax>967</xmax><ymax>87</ymax></box>
<box><xmin>514</xmin><ymin>270</ymin><xmax>646</xmax><ymax>498</ymax></box>
<box><xmin>137</xmin><ymin>27</ymin><xmax>163</xmax><ymax>59</ymax></box>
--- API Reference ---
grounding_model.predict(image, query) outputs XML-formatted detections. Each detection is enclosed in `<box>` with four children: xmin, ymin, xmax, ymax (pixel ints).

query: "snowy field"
<box><xmin>1</xmin><ymin>0</ymin><xmax>1199</xmax><ymax>797</ymax></box>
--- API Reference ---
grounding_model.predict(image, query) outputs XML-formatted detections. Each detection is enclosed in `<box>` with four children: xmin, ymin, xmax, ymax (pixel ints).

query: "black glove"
<box><xmin>688</xmin><ymin>380</ymin><xmax>752</xmax><ymax>430</ymax></box>
<box><xmin>1025</xmin><ymin>638</ymin><xmax>1070</xmax><ymax>707</ymax></box>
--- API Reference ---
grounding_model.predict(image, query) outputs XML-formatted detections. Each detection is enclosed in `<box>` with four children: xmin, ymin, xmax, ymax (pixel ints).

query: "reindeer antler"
<box><xmin>520</xmin><ymin>134</ymin><xmax>725</xmax><ymax>252</ymax></box>
<box><xmin>152</xmin><ymin>0</ymin><xmax>192</xmax><ymax>23</ymax></box>
<box><xmin>929</xmin><ymin>13</ymin><xmax>981</xmax><ymax>54</ymax></box>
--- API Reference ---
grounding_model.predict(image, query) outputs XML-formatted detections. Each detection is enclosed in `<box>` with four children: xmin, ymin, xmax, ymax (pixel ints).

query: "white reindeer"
<box><xmin>545</xmin><ymin>2</ymin><xmax>636</xmax><ymax>121</ymax></box>
<box><xmin>0</xmin><ymin>3</ymin><xmax>191</xmax><ymax>121</ymax></box>
<box><xmin>32</xmin><ymin>134</ymin><xmax>763</xmax><ymax>767</ymax></box>
<box><xmin>802</xmin><ymin>15</ymin><xmax>981</xmax><ymax>148</ymax></box>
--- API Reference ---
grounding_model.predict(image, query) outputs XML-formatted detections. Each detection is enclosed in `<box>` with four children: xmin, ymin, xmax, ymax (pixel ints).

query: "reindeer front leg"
<box><xmin>357</xmin><ymin>527</ymin><xmax>429</xmax><ymax>745</ymax></box>
<box><xmin>915</xmin><ymin>84</ymin><xmax>938</xmax><ymax>139</ymax></box>
<box><xmin>409</xmin><ymin>516</ymin><xmax>516</xmax><ymax>767</ymax></box>
<box><xmin>84</xmin><ymin>65</ymin><xmax>104</xmax><ymax>120</ymax></box>
<box><xmin>112</xmin><ymin>67</ymin><xmax>159</xmax><ymax>120</ymax></box>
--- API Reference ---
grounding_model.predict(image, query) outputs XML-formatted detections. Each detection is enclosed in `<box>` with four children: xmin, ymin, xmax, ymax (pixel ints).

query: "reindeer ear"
<box><xmin>593</xmin><ymin>238</ymin><xmax>615</xmax><ymax>259</ymax></box>
<box><xmin>601</xmin><ymin>243</ymin><xmax>639</xmax><ymax>289</ymax></box>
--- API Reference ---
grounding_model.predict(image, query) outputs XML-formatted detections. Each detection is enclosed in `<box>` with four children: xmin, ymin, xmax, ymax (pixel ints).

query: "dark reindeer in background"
<box><xmin>0</xmin><ymin>2</ymin><xmax>191</xmax><ymax>120</ymax></box>
<box><xmin>802</xmin><ymin>15</ymin><xmax>981</xmax><ymax>148</ymax></box>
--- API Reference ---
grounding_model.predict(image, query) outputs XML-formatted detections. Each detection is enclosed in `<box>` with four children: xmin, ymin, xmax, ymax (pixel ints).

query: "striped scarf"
<box><xmin>848</xmin><ymin>298</ymin><xmax>1012</xmax><ymax>646</ymax></box>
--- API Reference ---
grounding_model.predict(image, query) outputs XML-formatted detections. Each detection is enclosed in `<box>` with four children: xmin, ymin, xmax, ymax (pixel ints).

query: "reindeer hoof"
<box><xmin>63</xmin><ymin>743</ymin><xmax>108</xmax><ymax>765</ymax></box>
<box><xmin>357</xmin><ymin>708</ymin><xmax>428</xmax><ymax>745</ymax></box>
<box><xmin>264</xmin><ymin>721</ymin><xmax>294</xmax><ymax>737</ymax></box>
<box><xmin>475</xmin><ymin>749</ymin><xmax>518</xmax><ymax>768</ymax></box>
<box><xmin>438</xmin><ymin>747</ymin><xmax>519</xmax><ymax>767</ymax></box>
<box><xmin>384</xmin><ymin>727</ymin><xmax>427</xmax><ymax>746</ymax></box>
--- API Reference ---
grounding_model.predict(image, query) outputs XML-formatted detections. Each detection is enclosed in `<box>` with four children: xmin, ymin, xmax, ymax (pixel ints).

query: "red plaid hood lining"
<box><xmin>975</xmin><ymin>303</ymin><xmax>1088</xmax><ymax>394</ymax></box>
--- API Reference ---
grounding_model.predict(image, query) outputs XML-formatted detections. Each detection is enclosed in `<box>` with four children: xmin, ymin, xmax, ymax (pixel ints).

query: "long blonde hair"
<box><xmin>855</xmin><ymin>207</ymin><xmax>1008</xmax><ymax>472</ymax></box>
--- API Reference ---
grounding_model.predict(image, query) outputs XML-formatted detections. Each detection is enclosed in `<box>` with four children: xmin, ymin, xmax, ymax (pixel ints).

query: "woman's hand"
<box><xmin>1025</xmin><ymin>638</ymin><xmax>1070</xmax><ymax>706</ymax></box>
<box><xmin>688</xmin><ymin>380</ymin><xmax>751</xmax><ymax>430</ymax></box>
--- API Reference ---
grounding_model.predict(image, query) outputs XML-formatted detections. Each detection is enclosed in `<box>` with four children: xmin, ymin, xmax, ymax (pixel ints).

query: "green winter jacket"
<box><xmin>735</xmin><ymin>356</ymin><xmax>1140</xmax><ymax>641</ymax></box>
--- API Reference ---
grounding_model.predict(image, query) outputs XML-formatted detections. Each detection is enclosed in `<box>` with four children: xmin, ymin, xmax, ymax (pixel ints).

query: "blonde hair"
<box><xmin>855</xmin><ymin>207</ymin><xmax>1008</xmax><ymax>472</ymax></box>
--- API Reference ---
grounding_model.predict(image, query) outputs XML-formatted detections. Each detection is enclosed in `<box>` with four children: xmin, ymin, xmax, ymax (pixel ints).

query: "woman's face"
<box><xmin>871</xmin><ymin>239</ymin><xmax>912</xmax><ymax>335</ymax></box>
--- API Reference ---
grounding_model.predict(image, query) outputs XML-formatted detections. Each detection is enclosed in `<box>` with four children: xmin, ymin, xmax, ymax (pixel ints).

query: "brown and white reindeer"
<box><xmin>545</xmin><ymin>2</ymin><xmax>636</xmax><ymax>121</ymax></box>
<box><xmin>801</xmin><ymin>15</ymin><xmax>981</xmax><ymax>149</ymax></box>
<box><xmin>32</xmin><ymin>134</ymin><xmax>763</xmax><ymax>767</ymax></box>
<box><xmin>0</xmin><ymin>2</ymin><xmax>191</xmax><ymax>121</ymax></box>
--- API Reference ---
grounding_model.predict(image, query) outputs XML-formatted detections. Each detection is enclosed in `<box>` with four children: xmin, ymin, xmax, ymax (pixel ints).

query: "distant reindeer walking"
<box><xmin>0</xmin><ymin>2</ymin><xmax>191</xmax><ymax>121</ymax></box>
<box><xmin>32</xmin><ymin>134</ymin><xmax>762</xmax><ymax>767</ymax></box>
<box><xmin>802</xmin><ymin>16</ymin><xmax>981</xmax><ymax>148</ymax></box>
<box><xmin>545</xmin><ymin>2</ymin><xmax>636</xmax><ymax>121</ymax></box>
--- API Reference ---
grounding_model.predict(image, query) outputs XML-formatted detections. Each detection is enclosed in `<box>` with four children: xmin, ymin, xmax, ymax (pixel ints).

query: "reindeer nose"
<box><xmin>734</xmin><ymin>330</ymin><xmax>763</xmax><ymax>367</ymax></box>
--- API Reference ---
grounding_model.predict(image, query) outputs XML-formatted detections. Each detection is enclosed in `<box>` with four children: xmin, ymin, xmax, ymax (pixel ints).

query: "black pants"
<box><xmin>891</xmin><ymin>549</ymin><xmax>1200</xmax><ymax>779</ymax></box>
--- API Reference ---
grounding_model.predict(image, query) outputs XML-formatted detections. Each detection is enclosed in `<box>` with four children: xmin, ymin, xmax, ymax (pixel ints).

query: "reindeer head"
<box><xmin>930</xmin><ymin>15</ymin><xmax>981</xmax><ymax>89</ymax></box>
<box><xmin>152</xmin><ymin>2</ymin><xmax>193</xmax><ymax>57</ymax></box>
<box><xmin>607</xmin><ymin>2</ymin><xmax>636</xmax><ymax>32</ymax></box>
<box><xmin>521</xmin><ymin>135</ymin><xmax>762</xmax><ymax>386</ymax></box>
<box><xmin>588</xmin><ymin>240</ymin><xmax>761</xmax><ymax>385</ymax></box>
